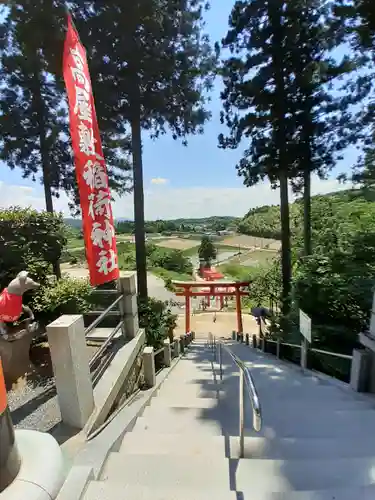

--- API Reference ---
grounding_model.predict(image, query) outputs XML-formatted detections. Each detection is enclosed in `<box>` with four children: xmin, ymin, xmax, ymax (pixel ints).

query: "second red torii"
<box><xmin>172</xmin><ymin>280</ymin><xmax>250</xmax><ymax>335</ymax></box>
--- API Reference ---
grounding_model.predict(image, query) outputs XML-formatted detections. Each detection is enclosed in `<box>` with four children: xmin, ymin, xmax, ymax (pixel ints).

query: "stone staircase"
<box><xmin>81</xmin><ymin>339</ymin><xmax>375</xmax><ymax>499</ymax></box>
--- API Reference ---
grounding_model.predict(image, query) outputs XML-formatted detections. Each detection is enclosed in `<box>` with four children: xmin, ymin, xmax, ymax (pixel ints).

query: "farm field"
<box><xmin>154</xmin><ymin>238</ymin><xmax>201</xmax><ymax>250</ymax></box>
<box><xmin>220</xmin><ymin>234</ymin><xmax>281</xmax><ymax>250</ymax></box>
<box><xmin>228</xmin><ymin>249</ymin><xmax>278</xmax><ymax>267</ymax></box>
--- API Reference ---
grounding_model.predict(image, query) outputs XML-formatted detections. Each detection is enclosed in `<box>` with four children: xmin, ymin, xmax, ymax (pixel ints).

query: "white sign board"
<box><xmin>299</xmin><ymin>309</ymin><xmax>311</xmax><ymax>343</ymax></box>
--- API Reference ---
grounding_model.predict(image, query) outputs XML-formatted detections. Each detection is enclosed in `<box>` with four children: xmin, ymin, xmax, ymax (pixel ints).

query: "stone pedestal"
<box><xmin>47</xmin><ymin>315</ymin><xmax>94</xmax><ymax>429</ymax></box>
<box><xmin>350</xmin><ymin>348</ymin><xmax>371</xmax><ymax>392</ymax></box>
<box><xmin>357</xmin><ymin>333</ymin><xmax>375</xmax><ymax>393</ymax></box>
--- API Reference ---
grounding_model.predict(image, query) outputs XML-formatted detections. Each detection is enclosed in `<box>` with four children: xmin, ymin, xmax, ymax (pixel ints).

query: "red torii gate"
<box><xmin>172</xmin><ymin>280</ymin><xmax>250</xmax><ymax>335</ymax></box>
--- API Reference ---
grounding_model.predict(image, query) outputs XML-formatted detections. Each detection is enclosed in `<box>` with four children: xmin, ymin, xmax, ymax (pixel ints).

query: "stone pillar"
<box><xmin>143</xmin><ymin>346</ymin><xmax>156</xmax><ymax>388</ymax></box>
<box><xmin>47</xmin><ymin>315</ymin><xmax>94</xmax><ymax>429</ymax></box>
<box><xmin>118</xmin><ymin>272</ymin><xmax>139</xmax><ymax>339</ymax></box>
<box><xmin>163</xmin><ymin>339</ymin><xmax>171</xmax><ymax>367</ymax></box>
<box><xmin>173</xmin><ymin>339</ymin><xmax>180</xmax><ymax>358</ymax></box>
<box><xmin>276</xmin><ymin>340</ymin><xmax>281</xmax><ymax>359</ymax></box>
<box><xmin>180</xmin><ymin>335</ymin><xmax>185</xmax><ymax>354</ymax></box>
<box><xmin>232</xmin><ymin>331</ymin><xmax>236</xmax><ymax>341</ymax></box>
<box><xmin>301</xmin><ymin>337</ymin><xmax>309</xmax><ymax>369</ymax></box>
<box><xmin>350</xmin><ymin>349</ymin><xmax>371</xmax><ymax>392</ymax></box>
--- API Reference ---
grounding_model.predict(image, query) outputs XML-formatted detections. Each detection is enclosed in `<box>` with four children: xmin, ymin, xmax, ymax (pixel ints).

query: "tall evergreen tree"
<box><xmin>0</xmin><ymin>2</ymin><xmax>132</xmax><ymax>217</ymax></box>
<box><xmin>333</xmin><ymin>0</ymin><xmax>375</xmax><ymax>189</ymax></box>
<box><xmin>219</xmin><ymin>0</ymin><xmax>295</xmax><ymax>314</ymax></box>
<box><xmin>71</xmin><ymin>0</ymin><xmax>217</xmax><ymax>300</ymax></box>
<box><xmin>0</xmin><ymin>2</ymin><xmax>70</xmax><ymax>215</ymax></box>
<box><xmin>286</xmin><ymin>0</ymin><xmax>352</xmax><ymax>256</ymax></box>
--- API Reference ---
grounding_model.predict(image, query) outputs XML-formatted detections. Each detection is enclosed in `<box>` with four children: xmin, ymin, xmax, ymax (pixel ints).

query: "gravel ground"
<box><xmin>7</xmin><ymin>377</ymin><xmax>61</xmax><ymax>432</ymax></box>
<box><xmin>6</xmin><ymin>343</ymin><xmax>101</xmax><ymax>433</ymax></box>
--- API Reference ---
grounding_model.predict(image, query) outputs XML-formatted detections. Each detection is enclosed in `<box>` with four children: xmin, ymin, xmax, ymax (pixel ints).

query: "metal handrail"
<box><xmin>89</xmin><ymin>320</ymin><xmax>123</xmax><ymax>369</ymax></box>
<box><xmin>310</xmin><ymin>347</ymin><xmax>353</xmax><ymax>361</ymax></box>
<box><xmin>210</xmin><ymin>336</ymin><xmax>262</xmax><ymax>458</ymax></box>
<box><xmin>262</xmin><ymin>338</ymin><xmax>353</xmax><ymax>360</ymax></box>
<box><xmin>85</xmin><ymin>294</ymin><xmax>123</xmax><ymax>337</ymax></box>
<box><xmin>154</xmin><ymin>347</ymin><xmax>164</xmax><ymax>357</ymax></box>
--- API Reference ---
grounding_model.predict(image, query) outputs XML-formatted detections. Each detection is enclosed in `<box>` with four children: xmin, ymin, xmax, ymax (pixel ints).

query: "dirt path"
<box><xmin>174</xmin><ymin>311</ymin><xmax>259</xmax><ymax>339</ymax></box>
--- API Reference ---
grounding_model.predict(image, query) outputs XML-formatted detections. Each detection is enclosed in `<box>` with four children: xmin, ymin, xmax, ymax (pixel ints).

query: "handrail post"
<box><xmin>163</xmin><ymin>339</ymin><xmax>171</xmax><ymax>367</ymax></box>
<box><xmin>143</xmin><ymin>346</ymin><xmax>156</xmax><ymax>388</ymax></box>
<box><xmin>239</xmin><ymin>370</ymin><xmax>245</xmax><ymax>458</ymax></box>
<box><xmin>173</xmin><ymin>339</ymin><xmax>180</xmax><ymax>358</ymax></box>
<box><xmin>218</xmin><ymin>342</ymin><xmax>223</xmax><ymax>380</ymax></box>
<box><xmin>180</xmin><ymin>335</ymin><xmax>185</xmax><ymax>354</ymax></box>
<box><xmin>301</xmin><ymin>337</ymin><xmax>309</xmax><ymax>369</ymax></box>
<box><xmin>119</xmin><ymin>272</ymin><xmax>138</xmax><ymax>339</ymax></box>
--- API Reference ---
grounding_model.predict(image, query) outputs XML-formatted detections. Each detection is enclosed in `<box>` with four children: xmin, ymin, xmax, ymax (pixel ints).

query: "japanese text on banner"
<box><xmin>63</xmin><ymin>15</ymin><xmax>119</xmax><ymax>286</ymax></box>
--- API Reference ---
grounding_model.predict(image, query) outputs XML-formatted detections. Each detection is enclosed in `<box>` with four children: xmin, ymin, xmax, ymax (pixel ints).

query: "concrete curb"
<box><xmin>1</xmin><ymin>430</ymin><xmax>65</xmax><ymax>500</ymax></box>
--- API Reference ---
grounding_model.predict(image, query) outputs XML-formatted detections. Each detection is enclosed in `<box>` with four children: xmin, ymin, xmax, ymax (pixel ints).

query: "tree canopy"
<box><xmin>198</xmin><ymin>235</ymin><xmax>217</xmax><ymax>265</ymax></box>
<box><xmin>68</xmin><ymin>0</ymin><xmax>217</xmax><ymax>299</ymax></box>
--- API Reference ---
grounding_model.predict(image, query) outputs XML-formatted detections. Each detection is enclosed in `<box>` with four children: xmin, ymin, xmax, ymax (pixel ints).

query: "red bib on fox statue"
<box><xmin>0</xmin><ymin>289</ymin><xmax>23</xmax><ymax>323</ymax></box>
<box><xmin>0</xmin><ymin>271</ymin><xmax>39</xmax><ymax>327</ymax></box>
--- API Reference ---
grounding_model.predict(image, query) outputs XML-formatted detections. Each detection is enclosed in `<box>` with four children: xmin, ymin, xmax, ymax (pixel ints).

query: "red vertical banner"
<box><xmin>63</xmin><ymin>14</ymin><xmax>119</xmax><ymax>286</ymax></box>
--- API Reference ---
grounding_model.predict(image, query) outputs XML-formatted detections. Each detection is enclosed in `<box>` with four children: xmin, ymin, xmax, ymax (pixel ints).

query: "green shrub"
<box><xmin>138</xmin><ymin>297</ymin><xmax>177</xmax><ymax>349</ymax></box>
<box><xmin>0</xmin><ymin>207</ymin><xmax>67</xmax><ymax>288</ymax></box>
<box><xmin>31</xmin><ymin>277</ymin><xmax>93</xmax><ymax>326</ymax></box>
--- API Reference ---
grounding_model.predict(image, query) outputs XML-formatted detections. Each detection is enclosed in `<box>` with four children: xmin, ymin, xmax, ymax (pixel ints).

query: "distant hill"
<box><xmin>64</xmin><ymin>218</ymin><xmax>82</xmax><ymax>229</ymax></box>
<box><xmin>238</xmin><ymin>188</ymin><xmax>375</xmax><ymax>239</ymax></box>
<box><xmin>65</xmin><ymin>216</ymin><xmax>239</xmax><ymax>230</ymax></box>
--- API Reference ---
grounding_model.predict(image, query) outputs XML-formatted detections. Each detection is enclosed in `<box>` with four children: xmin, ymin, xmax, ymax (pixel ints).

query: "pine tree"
<box><xmin>0</xmin><ymin>2</ymin><xmax>71</xmax><ymax>215</ymax></box>
<box><xmin>219</xmin><ymin>0</ymin><xmax>295</xmax><ymax>314</ymax></box>
<box><xmin>334</xmin><ymin>0</ymin><xmax>375</xmax><ymax>191</ymax></box>
<box><xmin>286</xmin><ymin>0</ymin><xmax>352</xmax><ymax>256</ymax></box>
<box><xmin>0</xmin><ymin>2</ymin><xmax>132</xmax><ymax>217</ymax></box>
<box><xmin>198</xmin><ymin>236</ymin><xmax>217</xmax><ymax>267</ymax></box>
<box><xmin>71</xmin><ymin>0</ymin><xmax>217</xmax><ymax>300</ymax></box>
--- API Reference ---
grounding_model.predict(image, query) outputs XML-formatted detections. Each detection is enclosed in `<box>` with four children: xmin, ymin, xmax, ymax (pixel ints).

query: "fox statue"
<box><xmin>0</xmin><ymin>271</ymin><xmax>40</xmax><ymax>336</ymax></box>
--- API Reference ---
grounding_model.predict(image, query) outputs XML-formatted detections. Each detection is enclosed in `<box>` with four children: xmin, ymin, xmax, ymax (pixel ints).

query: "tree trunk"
<box><xmin>303</xmin><ymin>166</ymin><xmax>312</xmax><ymax>256</ymax></box>
<box><xmin>35</xmin><ymin>72</ymin><xmax>61</xmax><ymax>279</ymax></box>
<box><xmin>279</xmin><ymin>170</ymin><xmax>292</xmax><ymax>316</ymax></box>
<box><xmin>270</xmin><ymin>3</ymin><xmax>292</xmax><ymax>316</ymax></box>
<box><xmin>131</xmin><ymin>84</ymin><xmax>148</xmax><ymax>301</ymax></box>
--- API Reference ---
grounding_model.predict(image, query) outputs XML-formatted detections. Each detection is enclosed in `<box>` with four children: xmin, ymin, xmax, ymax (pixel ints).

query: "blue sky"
<box><xmin>0</xmin><ymin>3</ymin><xmax>356</xmax><ymax>219</ymax></box>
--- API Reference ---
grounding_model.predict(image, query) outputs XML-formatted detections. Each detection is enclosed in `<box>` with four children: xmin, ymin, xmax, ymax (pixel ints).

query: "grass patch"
<box><xmin>225</xmin><ymin>249</ymin><xmax>277</xmax><ymax>267</ymax></box>
<box><xmin>66</xmin><ymin>237</ymin><xmax>85</xmax><ymax>249</ymax></box>
<box><xmin>150</xmin><ymin>266</ymin><xmax>192</xmax><ymax>282</ymax></box>
<box><xmin>218</xmin><ymin>263</ymin><xmax>254</xmax><ymax>281</ymax></box>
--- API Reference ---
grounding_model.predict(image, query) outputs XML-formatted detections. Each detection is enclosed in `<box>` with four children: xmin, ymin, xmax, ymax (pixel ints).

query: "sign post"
<box><xmin>299</xmin><ymin>309</ymin><xmax>311</xmax><ymax>369</ymax></box>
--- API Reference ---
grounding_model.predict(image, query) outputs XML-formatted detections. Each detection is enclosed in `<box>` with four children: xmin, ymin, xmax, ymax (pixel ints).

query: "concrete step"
<box><xmin>218</xmin><ymin>377</ymin><xmax>363</xmax><ymax>402</ymax></box>
<box><xmin>132</xmin><ymin>415</ymin><xmax>224</xmax><ymax>436</ymax></box>
<box><xmin>157</xmin><ymin>383</ymin><xmax>220</xmax><ymax>399</ymax></box>
<box><xmin>100</xmin><ymin>453</ymin><xmax>375</xmax><ymax>492</ymax></box>
<box><xmin>149</xmin><ymin>397</ymin><xmax>219</xmax><ymax>409</ymax></box>
<box><xmin>120</xmin><ymin>432</ymin><xmax>225</xmax><ymax>456</ymax></box>
<box><xmin>139</xmin><ymin>405</ymin><xmax>375</xmax><ymax>439</ymax></box>
<box><xmin>120</xmin><ymin>431</ymin><xmax>375</xmax><ymax>460</ymax></box>
<box><xmin>86</xmin><ymin>327</ymin><xmax>121</xmax><ymax>342</ymax></box>
<box><xmin>83</xmin><ymin>481</ymin><xmax>375</xmax><ymax>500</ymax></box>
<box><xmin>83</xmin><ymin>481</ymin><xmax>236</xmax><ymax>500</ymax></box>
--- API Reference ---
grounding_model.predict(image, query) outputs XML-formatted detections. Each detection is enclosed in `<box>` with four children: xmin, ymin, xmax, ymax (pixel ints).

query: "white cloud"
<box><xmin>0</xmin><ymin>176</ymin><xmax>351</xmax><ymax>220</ymax></box>
<box><xmin>150</xmin><ymin>177</ymin><xmax>169</xmax><ymax>185</ymax></box>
